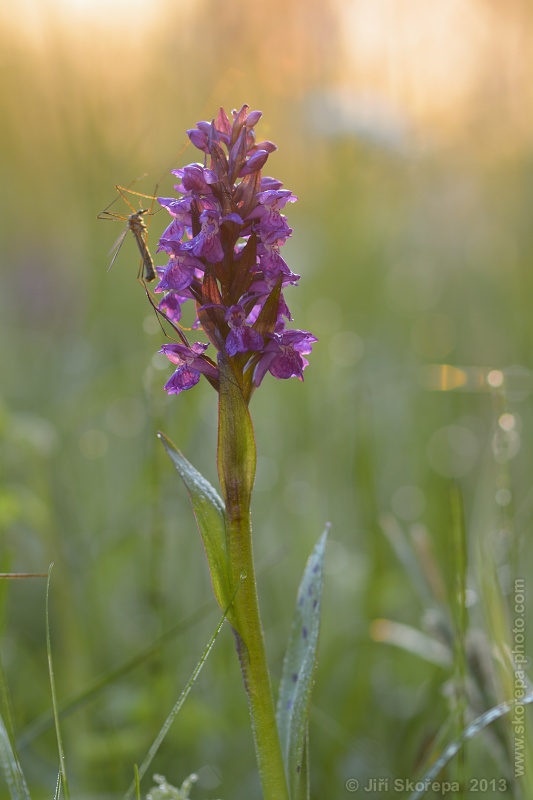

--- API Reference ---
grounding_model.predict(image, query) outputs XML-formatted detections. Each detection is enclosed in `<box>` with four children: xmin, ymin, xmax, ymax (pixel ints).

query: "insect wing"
<box><xmin>107</xmin><ymin>227</ymin><xmax>129</xmax><ymax>271</ymax></box>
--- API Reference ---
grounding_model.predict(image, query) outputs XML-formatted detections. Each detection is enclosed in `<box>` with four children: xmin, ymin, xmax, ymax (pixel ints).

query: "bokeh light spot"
<box><xmin>105</xmin><ymin>397</ymin><xmax>146</xmax><ymax>437</ymax></box>
<box><xmin>487</xmin><ymin>369</ymin><xmax>504</xmax><ymax>388</ymax></box>
<box><xmin>79</xmin><ymin>429</ymin><xmax>108</xmax><ymax>459</ymax></box>
<box><xmin>492</xmin><ymin>429</ymin><xmax>520</xmax><ymax>464</ymax></box>
<box><xmin>151</xmin><ymin>353</ymin><xmax>169</xmax><ymax>371</ymax></box>
<box><xmin>329</xmin><ymin>330</ymin><xmax>364</xmax><ymax>367</ymax></box>
<box><xmin>427</xmin><ymin>424</ymin><xmax>480</xmax><ymax>478</ymax></box>
<box><xmin>12</xmin><ymin>413</ymin><xmax>59</xmax><ymax>456</ymax></box>
<box><xmin>143</xmin><ymin>314</ymin><xmax>161</xmax><ymax>335</ymax></box>
<box><xmin>255</xmin><ymin>456</ymin><xmax>279</xmax><ymax>492</ymax></box>
<box><xmin>418</xmin><ymin>364</ymin><xmax>468</xmax><ymax>392</ymax></box>
<box><xmin>495</xmin><ymin>488</ymin><xmax>512</xmax><ymax>507</ymax></box>
<box><xmin>284</xmin><ymin>480</ymin><xmax>315</xmax><ymax>515</ymax></box>
<box><xmin>307</xmin><ymin>297</ymin><xmax>343</xmax><ymax>336</ymax></box>
<box><xmin>391</xmin><ymin>485</ymin><xmax>426</xmax><ymax>521</ymax></box>
<box><xmin>498</xmin><ymin>413</ymin><xmax>515</xmax><ymax>432</ymax></box>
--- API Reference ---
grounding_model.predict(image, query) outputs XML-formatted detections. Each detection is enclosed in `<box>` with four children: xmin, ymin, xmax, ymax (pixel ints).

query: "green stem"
<box><xmin>226</xmin><ymin>509</ymin><xmax>290</xmax><ymax>800</ymax></box>
<box><xmin>217</xmin><ymin>355</ymin><xmax>289</xmax><ymax>799</ymax></box>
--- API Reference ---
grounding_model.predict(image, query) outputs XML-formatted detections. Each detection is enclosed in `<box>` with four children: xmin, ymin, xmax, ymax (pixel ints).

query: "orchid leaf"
<box><xmin>158</xmin><ymin>432</ymin><xmax>231</xmax><ymax>615</ymax></box>
<box><xmin>277</xmin><ymin>527</ymin><xmax>329</xmax><ymax>800</ymax></box>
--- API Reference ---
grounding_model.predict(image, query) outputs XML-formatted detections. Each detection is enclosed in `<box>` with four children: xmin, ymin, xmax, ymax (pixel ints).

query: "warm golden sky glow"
<box><xmin>1</xmin><ymin>0</ymin><xmax>162</xmax><ymax>33</ymax></box>
<box><xmin>337</xmin><ymin>0</ymin><xmax>533</xmax><ymax>149</ymax></box>
<box><xmin>1</xmin><ymin>0</ymin><xmax>531</xmax><ymax>154</ymax></box>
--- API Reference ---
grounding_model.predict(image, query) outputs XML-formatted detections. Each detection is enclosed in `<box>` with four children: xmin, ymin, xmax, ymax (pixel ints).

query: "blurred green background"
<box><xmin>1</xmin><ymin>0</ymin><xmax>532</xmax><ymax>797</ymax></box>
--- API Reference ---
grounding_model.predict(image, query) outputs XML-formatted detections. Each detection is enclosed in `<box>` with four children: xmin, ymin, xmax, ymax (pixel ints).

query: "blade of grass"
<box><xmin>0</xmin><ymin>574</ymin><xmax>48</xmax><ymax>579</ymax></box>
<box><xmin>123</xmin><ymin>589</ymin><xmax>238</xmax><ymax>800</ymax></box>
<box><xmin>18</xmin><ymin>549</ymin><xmax>284</xmax><ymax>749</ymax></box>
<box><xmin>408</xmin><ymin>692</ymin><xmax>533</xmax><ymax>800</ymax></box>
<box><xmin>46</xmin><ymin>564</ymin><xmax>69</xmax><ymax>800</ymax></box>
<box><xmin>450</xmin><ymin>484</ymin><xmax>468</xmax><ymax>798</ymax></box>
<box><xmin>0</xmin><ymin>657</ymin><xmax>17</xmax><ymax>755</ymax></box>
<box><xmin>370</xmin><ymin>619</ymin><xmax>451</xmax><ymax>667</ymax></box>
<box><xmin>18</xmin><ymin>601</ymin><xmax>213</xmax><ymax>748</ymax></box>
<box><xmin>134</xmin><ymin>765</ymin><xmax>141</xmax><ymax>800</ymax></box>
<box><xmin>0</xmin><ymin>712</ymin><xmax>31</xmax><ymax>800</ymax></box>
<box><xmin>379</xmin><ymin>514</ymin><xmax>435</xmax><ymax>605</ymax></box>
<box><xmin>475</xmin><ymin>531</ymin><xmax>533</xmax><ymax>793</ymax></box>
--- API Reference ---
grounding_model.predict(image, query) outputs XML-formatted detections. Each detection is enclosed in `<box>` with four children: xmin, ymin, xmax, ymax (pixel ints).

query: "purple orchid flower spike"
<box><xmin>153</xmin><ymin>105</ymin><xmax>316</xmax><ymax>400</ymax></box>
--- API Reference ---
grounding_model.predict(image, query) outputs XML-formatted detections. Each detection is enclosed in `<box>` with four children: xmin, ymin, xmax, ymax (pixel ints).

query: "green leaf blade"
<box><xmin>277</xmin><ymin>526</ymin><xmax>329</xmax><ymax>800</ymax></box>
<box><xmin>158</xmin><ymin>431</ymin><xmax>231</xmax><ymax>613</ymax></box>
<box><xmin>0</xmin><ymin>713</ymin><xmax>31</xmax><ymax>800</ymax></box>
<box><xmin>123</xmin><ymin>604</ymin><xmax>231</xmax><ymax>800</ymax></box>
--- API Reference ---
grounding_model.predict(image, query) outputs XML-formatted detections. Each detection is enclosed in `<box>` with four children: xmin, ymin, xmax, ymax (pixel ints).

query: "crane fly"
<box><xmin>98</xmin><ymin>184</ymin><xmax>159</xmax><ymax>283</ymax></box>
<box><xmin>99</xmin><ymin>181</ymin><xmax>192</xmax><ymax>350</ymax></box>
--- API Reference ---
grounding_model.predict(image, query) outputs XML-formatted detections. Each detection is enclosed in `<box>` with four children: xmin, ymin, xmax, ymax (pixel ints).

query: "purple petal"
<box><xmin>269</xmin><ymin>348</ymin><xmax>308</xmax><ymax>380</ymax></box>
<box><xmin>260</xmin><ymin>176</ymin><xmax>284</xmax><ymax>191</ymax></box>
<box><xmin>245</xmin><ymin>110</ymin><xmax>262</xmax><ymax>128</ymax></box>
<box><xmin>187</xmin><ymin>128</ymin><xmax>209</xmax><ymax>153</ymax></box>
<box><xmin>164</xmin><ymin>366</ymin><xmax>201</xmax><ymax>394</ymax></box>
<box><xmin>226</xmin><ymin>326</ymin><xmax>264</xmax><ymax>356</ymax></box>
<box><xmin>182</xmin><ymin>209</ymin><xmax>224</xmax><ymax>262</ymax></box>
<box><xmin>250</xmin><ymin>140</ymin><xmax>277</xmax><ymax>154</ymax></box>
<box><xmin>158</xmin><ymin>292</ymin><xmax>184</xmax><ymax>323</ymax></box>
<box><xmin>159</xmin><ymin>343</ymin><xmax>193</xmax><ymax>365</ymax></box>
<box><xmin>171</xmin><ymin>163</ymin><xmax>217</xmax><ymax>194</ymax></box>
<box><xmin>158</xmin><ymin>196</ymin><xmax>193</xmax><ymax>223</ymax></box>
<box><xmin>252</xmin><ymin>330</ymin><xmax>317</xmax><ymax>385</ymax></box>
<box><xmin>240</xmin><ymin>149</ymin><xmax>269</xmax><ymax>177</ymax></box>
<box><xmin>156</xmin><ymin>254</ymin><xmax>203</xmax><ymax>292</ymax></box>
